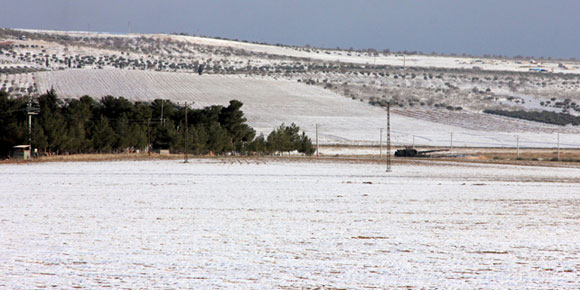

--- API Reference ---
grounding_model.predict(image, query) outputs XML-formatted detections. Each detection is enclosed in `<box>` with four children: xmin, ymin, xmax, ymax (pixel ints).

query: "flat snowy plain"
<box><xmin>1</xmin><ymin>159</ymin><xmax>579</xmax><ymax>289</ymax></box>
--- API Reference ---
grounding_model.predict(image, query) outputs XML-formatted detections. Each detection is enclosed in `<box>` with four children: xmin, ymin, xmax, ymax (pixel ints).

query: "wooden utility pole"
<box><xmin>386</xmin><ymin>102</ymin><xmax>392</xmax><ymax>172</ymax></box>
<box><xmin>516</xmin><ymin>135</ymin><xmax>520</xmax><ymax>159</ymax></box>
<box><xmin>25</xmin><ymin>97</ymin><xmax>39</xmax><ymax>158</ymax></box>
<box><xmin>450</xmin><ymin>132</ymin><xmax>453</xmax><ymax>154</ymax></box>
<box><xmin>26</xmin><ymin>97</ymin><xmax>38</xmax><ymax>145</ymax></box>
<box><xmin>27</xmin><ymin>107</ymin><xmax>32</xmax><ymax>144</ymax></box>
<box><xmin>557</xmin><ymin>133</ymin><xmax>560</xmax><ymax>161</ymax></box>
<box><xmin>147</xmin><ymin>118</ymin><xmax>151</xmax><ymax>156</ymax></box>
<box><xmin>316</xmin><ymin>123</ymin><xmax>319</xmax><ymax>157</ymax></box>
<box><xmin>379</xmin><ymin>128</ymin><xmax>383</xmax><ymax>158</ymax></box>
<box><xmin>184</xmin><ymin>102</ymin><xmax>189</xmax><ymax>163</ymax></box>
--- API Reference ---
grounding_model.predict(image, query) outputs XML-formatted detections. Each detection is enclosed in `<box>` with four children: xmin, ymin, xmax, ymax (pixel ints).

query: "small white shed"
<box><xmin>12</xmin><ymin>145</ymin><xmax>31</xmax><ymax>160</ymax></box>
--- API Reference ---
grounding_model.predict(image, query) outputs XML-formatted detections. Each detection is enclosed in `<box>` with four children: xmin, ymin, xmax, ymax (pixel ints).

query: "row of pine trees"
<box><xmin>0</xmin><ymin>90</ymin><xmax>315</xmax><ymax>157</ymax></box>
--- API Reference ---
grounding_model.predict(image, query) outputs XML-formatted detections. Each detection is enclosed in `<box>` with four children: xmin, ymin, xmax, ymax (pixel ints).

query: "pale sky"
<box><xmin>1</xmin><ymin>0</ymin><xmax>579</xmax><ymax>59</ymax></box>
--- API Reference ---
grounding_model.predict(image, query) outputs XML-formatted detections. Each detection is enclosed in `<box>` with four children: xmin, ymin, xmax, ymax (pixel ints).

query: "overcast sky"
<box><xmin>1</xmin><ymin>0</ymin><xmax>579</xmax><ymax>59</ymax></box>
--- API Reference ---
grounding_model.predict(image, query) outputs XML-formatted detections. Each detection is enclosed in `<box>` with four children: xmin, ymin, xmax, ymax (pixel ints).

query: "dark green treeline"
<box><xmin>0</xmin><ymin>89</ymin><xmax>314</xmax><ymax>157</ymax></box>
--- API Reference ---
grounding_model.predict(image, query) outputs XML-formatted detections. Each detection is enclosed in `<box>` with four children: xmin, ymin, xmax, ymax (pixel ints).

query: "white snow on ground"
<box><xmin>35</xmin><ymin>69</ymin><xmax>580</xmax><ymax>148</ymax></box>
<box><xmin>1</xmin><ymin>159</ymin><xmax>579</xmax><ymax>289</ymax></box>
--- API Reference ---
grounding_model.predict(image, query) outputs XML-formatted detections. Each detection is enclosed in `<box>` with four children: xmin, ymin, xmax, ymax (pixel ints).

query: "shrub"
<box><xmin>484</xmin><ymin>109</ymin><xmax>580</xmax><ymax>126</ymax></box>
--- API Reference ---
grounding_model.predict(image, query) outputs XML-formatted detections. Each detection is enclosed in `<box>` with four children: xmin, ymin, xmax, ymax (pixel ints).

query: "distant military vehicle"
<box><xmin>394</xmin><ymin>147</ymin><xmax>449</xmax><ymax>157</ymax></box>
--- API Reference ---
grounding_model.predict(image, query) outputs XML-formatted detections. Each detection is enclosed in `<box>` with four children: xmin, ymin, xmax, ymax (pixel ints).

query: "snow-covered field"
<box><xmin>1</xmin><ymin>159</ymin><xmax>579</xmax><ymax>289</ymax></box>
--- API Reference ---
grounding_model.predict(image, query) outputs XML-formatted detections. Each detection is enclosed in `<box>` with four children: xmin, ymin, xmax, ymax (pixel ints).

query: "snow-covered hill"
<box><xmin>18</xmin><ymin>29</ymin><xmax>580</xmax><ymax>74</ymax></box>
<box><xmin>35</xmin><ymin>69</ymin><xmax>580</xmax><ymax>147</ymax></box>
<box><xmin>2</xmin><ymin>28</ymin><xmax>580</xmax><ymax>147</ymax></box>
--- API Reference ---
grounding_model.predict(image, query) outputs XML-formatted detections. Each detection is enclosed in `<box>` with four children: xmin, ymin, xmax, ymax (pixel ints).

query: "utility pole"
<box><xmin>26</xmin><ymin>98</ymin><xmax>37</xmax><ymax>144</ymax></box>
<box><xmin>412</xmin><ymin>135</ymin><xmax>415</xmax><ymax>148</ymax></box>
<box><xmin>379</xmin><ymin>128</ymin><xmax>383</xmax><ymax>158</ymax></box>
<box><xmin>557</xmin><ymin>133</ymin><xmax>560</xmax><ymax>161</ymax></box>
<box><xmin>26</xmin><ymin>97</ymin><xmax>38</xmax><ymax>155</ymax></box>
<box><xmin>386</xmin><ymin>102</ymin><xmax>392</xmax><ymax>172</ymax></box>
<box><xmin>160</xmin><ymin>100</ymin><xmax>164</xmax><ymax>126</ymax></box>
<box><xmin>28</xmin><ymin>110</ymin><xmax>32</xmax><ymax>144</ymax></box>
<box><xmin>516</xmin><ymin>135</ymin><xmax>520</xmax><ymax>159</ymax></box>
<box><xmin>184</xmin><ymin>102</ymin><xmax>189</xmax><ymax>163</ymax></box>
<box><xmin>450</xmin><ymin>132</ymin><xmax>453</xmax><ymax>154</ymax></box>
<box><xmin>147</xmin><ymin>118</ymin><xmax>151</xmax><ymax>156</ymax></box>
<box><xmin>315</xmin><ymin>123</ymin><xmax>319</xmax><ymax>157</ymax></box>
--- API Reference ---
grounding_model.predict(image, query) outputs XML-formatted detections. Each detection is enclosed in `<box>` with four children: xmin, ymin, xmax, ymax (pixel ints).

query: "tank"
<box><xmin>394</xmin><ymin>147</ymin><xmax>448</xmax><ymax>157</ymax></box>
<box><xmin>394</xmin><ymin>148</ymin><xmax>419</xmax><ymax>157</ymax></box>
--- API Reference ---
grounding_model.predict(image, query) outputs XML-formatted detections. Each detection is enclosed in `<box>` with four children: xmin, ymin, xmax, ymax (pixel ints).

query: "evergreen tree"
<box><xmin>219</xmin><ymin>100</ymin><xmax>256</xmax><ymax>145</ymax></box>
<box><xmin>153</xmin><ymin>120</ymin><xmax>180</xmax><ymax>151</ymax></box>
<box><xmin>207</xmin><ymin>122</ymin><xmax>232</xmax><ymax>153</ymax></box>
<box><xmin>132</xmin><ymin>101</ymin><xmax>152</xmax><ymax>151</ymax></box>
<box><xmin>266</xmin><ymin>123</ymin><xmax>308</xmax><ymax>154</ymax></box>
<box><xmin>63</xmin><ymin>96</ymin><xmax>94</xmax><ymax>153</ymax></box>
<box><xmin>0</xmin><ymin>91</ymin><xmax>27</xmax><ymax>156</ymax></box>
<box><xmin>151</xmin><ymin>99</ymin><xmax>176</xmax><ymax>125</ymax></box>
<box><xmin>36</xmin><ymin>89</ymin><xmax>68</xmax><ymax>153</ymax></box>
<box><xmin>298</xmin><ymin>132</ymin><xmax>315</xmax><ymax>156</ymax></box>
<box><xmin>114</xmin><ymin>115</ymin><xmax>132</xmax><ymax>151</ymax></box>
<box><xmin>247</xmin><ymin>133</ymin><xmax>267</xmax><ymax>154</ymax></box>
<box><xmin>31</xmin><ymin>121</ymin><xmax>48</xmax><ymax>153</ymax></box>
<box><xmin>191</xmin><ymin>124</ymin><xmax>208</xmax><ymax>154</ymax></box>
<box><xmin>128</xmin><ymin>123</ymin><xmax>148</xmax><ymax>151</ymax></box>
<box><xmin>99</xmin><ymin>95</ymin><xmax>133</xmax><ymax>121</ymax></box>
<box><xmin>91</xmin><ymin>116</ymin><xmax>116</xmax><ymax>153</ymax></box>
